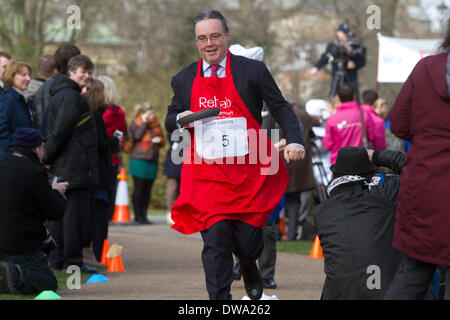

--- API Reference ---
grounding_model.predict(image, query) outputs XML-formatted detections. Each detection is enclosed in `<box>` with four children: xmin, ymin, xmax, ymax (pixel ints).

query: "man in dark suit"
<box><xmin>165</xmin><ymin>10</ymin><xmax>304</xmax><ymax>300</ymax></box>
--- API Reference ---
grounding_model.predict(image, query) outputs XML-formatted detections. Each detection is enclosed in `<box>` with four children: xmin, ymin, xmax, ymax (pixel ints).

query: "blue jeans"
<box><xmin>0</xmin><ymin>252</ymin><xmax>57</xmax><ymax>295</ymax></box>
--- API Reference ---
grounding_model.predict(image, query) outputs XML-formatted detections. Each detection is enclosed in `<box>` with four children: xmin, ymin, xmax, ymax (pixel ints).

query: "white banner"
<box><xmin>377</xmin><ymin>33</ymin><xmax>440</xmax><ymax>83</ymax></box>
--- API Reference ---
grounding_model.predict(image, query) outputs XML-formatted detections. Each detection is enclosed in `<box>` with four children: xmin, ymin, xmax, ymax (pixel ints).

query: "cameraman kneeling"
<box><xmin>0</xmin><ymin>128</ymin><xmax>67</xmax><ymax>295</ymax></box>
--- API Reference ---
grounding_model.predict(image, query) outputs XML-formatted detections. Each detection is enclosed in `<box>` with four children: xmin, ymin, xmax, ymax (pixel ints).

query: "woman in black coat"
<box><xmin>86</xmin><ymin>80</ymin><xmax>120</xmax><ymax>261</ymax></box>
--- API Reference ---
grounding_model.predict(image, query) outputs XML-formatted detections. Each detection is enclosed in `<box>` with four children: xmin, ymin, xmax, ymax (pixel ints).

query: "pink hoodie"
<box><xmin>361</xmin><ymin>104</ymin><xmax>387</xmax><ymax>150</ymax></box>
<box><xmin>322</xmin><ymin>101</ymin><xmax>381</xmax><ymax>164</ymax></box>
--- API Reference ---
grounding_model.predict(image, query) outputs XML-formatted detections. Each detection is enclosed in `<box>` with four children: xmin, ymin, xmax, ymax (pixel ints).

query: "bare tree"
<box><xmin>0</xmin><ymin>0</ymin><xmax>49</xmax><ymax>60</ymax></box>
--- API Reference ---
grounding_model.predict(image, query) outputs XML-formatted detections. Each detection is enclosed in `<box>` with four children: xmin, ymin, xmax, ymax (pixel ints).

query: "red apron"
<box><xmin>171</xmin><ymin>50</ymin><xmax>289</xmax><ymax>235</ymax></box>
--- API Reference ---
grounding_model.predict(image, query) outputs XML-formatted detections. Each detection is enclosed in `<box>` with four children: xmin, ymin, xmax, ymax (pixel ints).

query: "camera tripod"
<box><xmin>329</xmin><ymin>60</ymin><xmax>349</xmax><ymax>99</ymax></box>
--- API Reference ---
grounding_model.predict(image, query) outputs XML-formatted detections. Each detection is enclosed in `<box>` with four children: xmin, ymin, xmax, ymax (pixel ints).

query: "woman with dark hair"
<box><xmin>385</xmin><ymin>19</ymin><xmax>450</xmax><ymax>300</ymax></box>
<box><xmin>86</xmin><ymin>79</ymin><xmax>121</xmax><ymax>261</ymax></box>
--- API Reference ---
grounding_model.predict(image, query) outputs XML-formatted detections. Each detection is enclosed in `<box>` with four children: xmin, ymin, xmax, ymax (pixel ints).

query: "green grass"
<box><xmin>146</xmin><ymin>209</ymin><xmax>166</xmax><ymax>216</ymax></box>
<box><xmin>276</xmin><ymin>240</ymin><xmax>314</xmax><ymax>255</ymax></box>
<box><xmin>0</xmin><ymin>265</ymin><xmax>102</xmax><ymax>300</ymax></box>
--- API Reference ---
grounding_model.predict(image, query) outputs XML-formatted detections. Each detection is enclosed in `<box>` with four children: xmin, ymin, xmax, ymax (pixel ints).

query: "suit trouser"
<box><xmin>233</xmin><ymin>221</ymin><xmax>278</xmax><ymax>280</ymax></box>
<box><xmin>258</xmin><ymin>221</ymin><xmax>278</xmax><ymax>280</ymax></box>
<box><xmin>48</xmin><ymin>189</ymin><xmax>91</xmax><ymax>269</ymax></box>
<box><xmin>285</xmin><ymin>192</ymin><xmax>301</xmax><ymax>241</ymax></box>
<box><xmin>200</xmin><ymin>220</ymin><xmax>263</xmax><ymax>300</ymax></box>
<box><xmin>385</xmin><ymin>254</ymin><xmax>450</xmax><ymax>300</ymax></box>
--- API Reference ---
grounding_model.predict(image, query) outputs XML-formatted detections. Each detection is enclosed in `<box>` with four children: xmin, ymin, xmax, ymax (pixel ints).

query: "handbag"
<box><xmin>122</xmin><ymin>135</ymin><xmax>134</xmax><ymax>154</ymax></box>
<box><xmin>360</xmin><ymin>107</ymin><xmax>373</xmax><ymax>149</ymax></box>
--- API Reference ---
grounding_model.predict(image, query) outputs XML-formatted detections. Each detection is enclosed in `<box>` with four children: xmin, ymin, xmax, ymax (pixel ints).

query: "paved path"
<box><xmin>59</xmin><ymin>217</ymin><xmax>325</xmax><ymax>300</ymax></box>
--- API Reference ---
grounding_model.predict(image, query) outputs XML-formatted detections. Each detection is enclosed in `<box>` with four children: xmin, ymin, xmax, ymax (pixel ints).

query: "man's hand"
<box><xmin>52</xmin><ymin>177</ymin><xmax>69</xmax><ymax>195</ymax></box>
<box><xmin>274</xmin><ymin>139</ymin><xmax>286</xmax><ymax>152</ymax></box>
<box><xmin>177</xmin><ymin>111</ymin><xmax>194</xmax><ymax>128</ymax></box>
<box><xmin>284</xmin><ymin>144</ymin><xmax>305</xmax><ymax>163</ymax></box>
<box><xmin>178</xmin><ymin>111</ymin><xmax>193</xmax><ymax>120</ymax></box>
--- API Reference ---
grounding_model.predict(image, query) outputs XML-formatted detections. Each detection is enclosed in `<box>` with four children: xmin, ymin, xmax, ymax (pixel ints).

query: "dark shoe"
<box><xmin>243</xmin><ymin>267</ymin><xmax>263</xmax><ymax>300</ymax></box>
<box><xmin>49</xmin><ymin>262</ymin><xmax>63</xmax><ymax>271</ymax></box>
<box><xmin>0</xmin><ymin>262</ymin><xmax>19</xmax><ymax>294</ymax></box>
<box><xmin>79</xmin><ymin>263</ymin><xmax>98</xmax><ymax>274</ymax></box>
<box><xmin>139</xmin><ymin>218</ymin><xmax>152</xmax><ymax>225</ymax></box>
<box><xmin>133</xmin><ymin>206</ymin><xmax>142</xmax><ymax>223</ymax></box>
<box><xmin>262</xmin><ymin>278</ymin><xmax>277</xmax><ymax>289</ymax></box>
<box><xmin>135</xmin><ymin>206</ymin><xmax>152</xmax><ymax>225</ymax></box>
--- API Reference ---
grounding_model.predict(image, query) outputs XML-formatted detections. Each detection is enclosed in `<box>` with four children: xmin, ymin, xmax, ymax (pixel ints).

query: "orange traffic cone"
<box><xmin>108</xmin><ymin>255</ymin><xmax>125</xmax><ymax>272</ymax></box>
<box><xmin>310</xmin><ymin>235</ymin><xmax>324</xmax><ymax>259</ymax></box>
<box><xmin>107</xmin><ymin>243</ymin><xmax>125</xmax><ymax>272</ymax></box>
<box><xmin>111</xmin><ymin>167</ymin><xmax>132</xmax><ymax>224</ymax></box>
<box><xmin>100</xmin><ymin>239</ymin><xmax>111</xmax><ymax>266</ymax></box>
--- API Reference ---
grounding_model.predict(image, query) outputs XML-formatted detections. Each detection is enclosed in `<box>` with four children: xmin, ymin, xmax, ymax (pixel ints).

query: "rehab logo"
<box><xmin>199</xmin><ymin>96</ymin><xmax>231</xmax><ymax>109</ymax></box>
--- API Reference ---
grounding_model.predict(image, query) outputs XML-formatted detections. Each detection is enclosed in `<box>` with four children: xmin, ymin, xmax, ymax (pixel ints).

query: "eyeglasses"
<box><xmin>195</xmin><ymin>33</ymin><xmax>223</xmax><ymax>44</ymax></box>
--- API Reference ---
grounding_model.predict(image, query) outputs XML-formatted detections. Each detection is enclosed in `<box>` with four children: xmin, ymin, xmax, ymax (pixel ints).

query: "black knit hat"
<box><xmin>330</xmin><ymin>146</ymin><xmax>377</xmax><ymax>176</ymax></box>
<box><xmin>12</xmin><ymin>127</ymin><xmax>43</xmax><ymax>149</ymax></box>
<box><xmin>337</xmin><ymin>23</ymin><xmax>350</xmax><ymax>35</ymax></box>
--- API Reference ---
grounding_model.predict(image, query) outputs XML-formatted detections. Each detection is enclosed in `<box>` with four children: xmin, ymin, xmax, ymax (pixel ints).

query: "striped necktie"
<box><xmin>210</xmin><ymin>64</ymin><xmax>220</xmax><ymax>78</ymax></box>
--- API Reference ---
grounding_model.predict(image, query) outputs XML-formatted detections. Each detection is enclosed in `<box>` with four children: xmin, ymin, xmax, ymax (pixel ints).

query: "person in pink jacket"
<box><xmin>322</xmin><ymin>84</ymin><xmax>378</xmax><ymax>164</ymax></box>
<box><xmin>361</xmin><ymin>89</ymin><xmax>387</xmax><ymax>151</ymax></box>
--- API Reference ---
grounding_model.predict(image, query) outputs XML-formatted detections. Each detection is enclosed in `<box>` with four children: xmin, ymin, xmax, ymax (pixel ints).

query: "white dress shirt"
<box><xmin>202</xmin><ymin>56</ymin><xmax>227</xmax><ymax>78</ymax></box>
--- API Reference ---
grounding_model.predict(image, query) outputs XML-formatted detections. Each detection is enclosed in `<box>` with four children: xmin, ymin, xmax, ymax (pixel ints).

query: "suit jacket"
<box><xmin>165</xmin><ymin>53</ymin><xmax>303</xmax><ymax>146</ymax></box>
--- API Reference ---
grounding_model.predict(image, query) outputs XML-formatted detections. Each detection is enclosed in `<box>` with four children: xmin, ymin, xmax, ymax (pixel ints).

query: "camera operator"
<box><xmin>0</xmin><ymin>128</ymin><xmax>67</xmax><ymax>295</ymax></box>
<box><xmin>310</xmin><ymin>23</ymin><xmax>366</xmax><ymax>101</ymax></box>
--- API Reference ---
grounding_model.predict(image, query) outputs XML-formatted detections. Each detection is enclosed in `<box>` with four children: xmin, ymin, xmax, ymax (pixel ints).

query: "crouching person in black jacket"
<box><xmin>314</xmin><ymin>146</ymin><xmax>405</xmax><ymax>299</ymax></box>
<box><xmin>0</xmin><ymin>128</ymin><xmax>67</xmax><ymax>295</ymax></box>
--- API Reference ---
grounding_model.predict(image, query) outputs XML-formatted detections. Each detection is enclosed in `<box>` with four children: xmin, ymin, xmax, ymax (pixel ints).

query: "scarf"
<box><xmin>134</xmin><ymin>115</ymin><xmax>163</xmax><ymax>151</ymax></box>
<box><xmin>327</xmin><ymin>175</ymin><xmax>381</xmax><ymax>196</ymax></box>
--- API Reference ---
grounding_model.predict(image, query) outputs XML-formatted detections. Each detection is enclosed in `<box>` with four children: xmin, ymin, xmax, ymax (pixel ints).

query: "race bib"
<box><xmin>194</xmin><ymin>117</ymin><xmax>248</xmax><ymax>160</ymax></box>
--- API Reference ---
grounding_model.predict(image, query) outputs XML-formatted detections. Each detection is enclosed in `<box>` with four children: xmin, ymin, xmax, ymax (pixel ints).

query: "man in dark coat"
<box><xmin>43</xmin><ymin>55</ymin><xmax>98</xmax><ymax>273</ymax></box>
<box><xmin>166</xmin><ymin>10</ymin><xmax>304</xmax><ymax>301</ymax></box>
<box><xmin>36</xmin><ymin>44</ymin><xmax>80</xmax><ymax>136</ymax></box>
<box><xmin>314</xmin><ymin>146</ymin><xmax>404</xmax><ymax>299</ymax></box>
<box><xmin>0</xmin><ymin>128</ymin><xmax>67</xmax><ymax>295</ymax></box>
